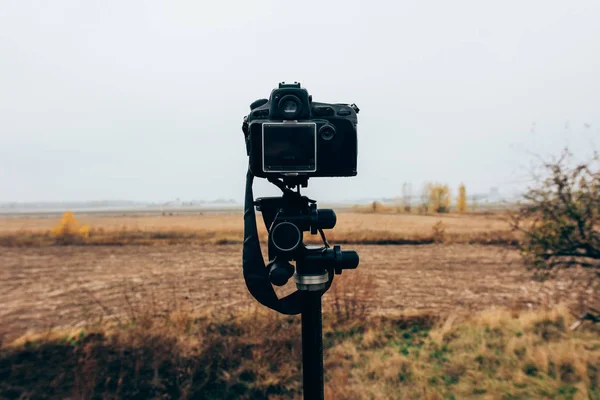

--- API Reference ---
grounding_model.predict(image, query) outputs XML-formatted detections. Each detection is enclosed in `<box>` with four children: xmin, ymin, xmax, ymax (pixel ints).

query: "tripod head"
<box><xmin>242</xmin><ymin>170</ymin><xmax>359</xmax><ymax>315</ymax></box>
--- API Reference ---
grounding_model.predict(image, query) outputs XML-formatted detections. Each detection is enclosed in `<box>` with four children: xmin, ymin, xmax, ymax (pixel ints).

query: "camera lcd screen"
<box><xmin>262</xmin><ymin>123</ymin><xmax>317</xmax><ymax>173</ymax></box>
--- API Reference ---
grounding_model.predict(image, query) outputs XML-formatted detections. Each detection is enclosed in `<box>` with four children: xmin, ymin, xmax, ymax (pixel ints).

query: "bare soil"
<box><xmin>0</xmin><ymin>244</ymin><xmax>577</xmax><ymax>341</ymax></box>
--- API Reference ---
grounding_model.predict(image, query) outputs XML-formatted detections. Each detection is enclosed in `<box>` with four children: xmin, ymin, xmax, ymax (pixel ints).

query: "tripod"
<box><xmin>242</xmin><ymin>171</ymin><xmax>359</xmax><ymax>400</ymax></box>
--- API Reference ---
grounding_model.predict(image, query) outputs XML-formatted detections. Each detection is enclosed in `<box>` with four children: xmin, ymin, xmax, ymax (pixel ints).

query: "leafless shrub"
<box><xmin>510</xmin><ymin>148</ymin><xmax>600</xmax><ymax>318</ymax></box>
<box><xmin>510</xmin><ymin>149</ymin><xmax>599</xmax><ymax>272</ymax></box>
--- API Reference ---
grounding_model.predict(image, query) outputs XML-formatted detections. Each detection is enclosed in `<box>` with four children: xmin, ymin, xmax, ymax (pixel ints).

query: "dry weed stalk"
<box><xmin>324</xmin><ymin>269</ymin><xmax>377</xmax><ymax>323</ymax></box>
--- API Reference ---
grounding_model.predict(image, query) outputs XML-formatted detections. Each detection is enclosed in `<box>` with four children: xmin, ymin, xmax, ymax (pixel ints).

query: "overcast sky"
<box><xmin>1</xmin><ymin>0</ymin><xmax>598</xmax><ymax>202</ymax></box>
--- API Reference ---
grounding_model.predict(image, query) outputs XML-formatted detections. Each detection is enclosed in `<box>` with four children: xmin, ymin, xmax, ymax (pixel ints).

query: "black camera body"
<box><xmin>243</xmin><ymin>82</ymin><xmax>358</xmax><ymax>179</ymax></box>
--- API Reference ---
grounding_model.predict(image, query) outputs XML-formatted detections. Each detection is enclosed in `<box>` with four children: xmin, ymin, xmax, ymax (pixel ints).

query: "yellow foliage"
<box><xmin>457</xmin><ymin>183</ymin><xmax>467</xmax><ymax>213</ymax></box>
<box><xmin>79</xmin><ymin>225</ymin><xmax>90</xmax><ymax>238</ymax></box>
<box><xmin>52</xmin><ymin>211</ymin><xmax>89</xmax><ymax>243</ymax></box>
<box><xmin>428</xmin><ymin>183</ymin><xmax>451</xmax><ymax>213</ymax></box>
<box><xmin>52</xmin><ymin>211</ymin><xmax>78</xmax><ymax>237</ymax></box>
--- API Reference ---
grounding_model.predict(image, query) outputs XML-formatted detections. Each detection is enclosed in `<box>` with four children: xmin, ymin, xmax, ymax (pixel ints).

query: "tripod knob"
<box><xmin>310</xmin><ymin>208</ymin><xmax>337</xmax><ymax>234</ymax></box>
<box><xmin>333</xmin><ymin>246</ymin><xmax>359</xmax><ymax>274</ymax></box>
<box><xmin>269</xmin><ymin>259</ymin><xmax>295</xmax><ymax>286</ymax></box>
<box><xmin>316</xmin><ymin>209</ymin><xmax>336</xmax><ymax>230</ymax></box>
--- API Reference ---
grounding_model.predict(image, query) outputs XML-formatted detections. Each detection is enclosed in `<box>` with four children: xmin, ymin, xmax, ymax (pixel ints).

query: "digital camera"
<box><xmin>242</xmin><ymin>82</ymin><xmax>358</xmax><ymax>179</ymax></box>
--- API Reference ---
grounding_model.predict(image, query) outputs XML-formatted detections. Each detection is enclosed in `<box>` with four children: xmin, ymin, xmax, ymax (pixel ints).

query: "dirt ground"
<box><xmin>0</xmin><ymin>244</ymin><xmax>579</xmax><ymax>341</ymax></box>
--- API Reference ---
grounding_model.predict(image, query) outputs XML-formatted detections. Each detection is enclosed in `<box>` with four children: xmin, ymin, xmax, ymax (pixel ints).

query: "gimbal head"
<box><xmin>242</xmin><ymin>170</ymin><xmax>359</xmax><ymax>315</ymax></box>
<box><xmin>256</xmin><ymin>190</ymin><xmax>359</xmax><ymax>290</ymax></box>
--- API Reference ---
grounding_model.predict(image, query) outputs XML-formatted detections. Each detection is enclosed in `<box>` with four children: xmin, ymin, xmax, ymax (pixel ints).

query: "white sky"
<box><xmin>1</xmin><ymin>0</ymin><xmax>598</xmax><ymax>202</ymax></box>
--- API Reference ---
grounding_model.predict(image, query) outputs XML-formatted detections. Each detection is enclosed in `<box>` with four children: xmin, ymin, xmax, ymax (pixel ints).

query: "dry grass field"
<box><xmin>0</xmin><ymin>243</ymin><xmax>562</xmax><ymax>342</ymax></box>
<box><xmin>0</xmin><ymin>210</ymin><xmax>516</xmax><ymax>246</ymax></box>
<box><xmin>0</xmin><ymin>211</ymin><xmax>509</xmax><ymax>235</ymax></box>
<box><xmin>0</xmin><ymin>211</ymin><xmax>598</xmax><ymax>399</ymax></box>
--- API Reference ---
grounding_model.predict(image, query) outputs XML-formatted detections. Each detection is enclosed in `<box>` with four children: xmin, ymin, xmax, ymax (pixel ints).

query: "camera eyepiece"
<box><xmin>278</xmin><ymin>95</ymin><xmax>302</xmax><ymax>119</ymax></box>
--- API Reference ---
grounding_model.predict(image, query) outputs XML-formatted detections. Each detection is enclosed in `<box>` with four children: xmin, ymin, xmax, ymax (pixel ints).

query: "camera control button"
<box><xmin>337</xmin><ymin>108</ymin><xmax>351</xmax><ymax>116</ymax></box>
<box><xmin>313</xmin><ymin>106</ymin><xmax>334</xmax><ymax>116</ymax></box>
<box><xmin>253</xmin><ymin>110</ymin><xmax>269</xmax><ymax>118</ymax></box>
<box><xmin>319</xmin><ymin>125</ymin><xmax>336</xmax><ymax>141</ymax></box>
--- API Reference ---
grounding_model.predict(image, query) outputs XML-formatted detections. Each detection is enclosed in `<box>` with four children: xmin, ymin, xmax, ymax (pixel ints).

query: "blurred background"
<box><xmin>2</xmin><ymin>0</ymin><xmax>598</xmax><ymax>206</ymax></box>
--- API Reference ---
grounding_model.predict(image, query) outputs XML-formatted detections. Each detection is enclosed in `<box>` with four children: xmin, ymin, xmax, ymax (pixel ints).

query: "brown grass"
<box><xmin>0</xmin><ymin>211</ymin><xmax>517</xmax><ymax>246</ymax></box>
<box><xmin>1</xmin><ymin>302</ymin><xmax>598</xmax><ymax>399</ymax></box>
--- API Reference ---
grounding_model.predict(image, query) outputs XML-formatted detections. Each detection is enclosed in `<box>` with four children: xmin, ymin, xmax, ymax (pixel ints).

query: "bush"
<box><xmin>510</xmin><ymin>149</ymin><xmax>599</xmax><ymax>273</ymax></box>
<box><xmin>510</xmin><ymin>149</ymin><xmax>599</xmax><ymax>318</ymax></box>
<box><xmin>52</xmin><ymin>211</ymin><xmax>90</xmax><ymax>245</ymax></box>
<box><xmin>432</xmin><ymin>221</ymin><xmax>446</xmax><ymax>243</ymax></box>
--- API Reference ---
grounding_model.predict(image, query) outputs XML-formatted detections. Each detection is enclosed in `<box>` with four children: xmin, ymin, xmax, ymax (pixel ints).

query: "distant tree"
<box><xmin>402</xmin><ymin>182</ymin><xmax>412</xmax><ymax>213</ymax></box>
<box><xmin>457</xmin><ymin>184</ymin><xmax>467</xmax><ymax>213</ymax></box>
<box><xmin>419</xmin><ymin>183</ymin><xmax>451</xmax><ymax>213</ymax></box>
<box><xmin>420</xmin><ymin>183</ymin><xmax>432</xmax><ymax>213</ymax></box>
<box><xmin>429</xmin><ymin>184</ymin><xmax>451</xmax><ymax>213</ymax></box>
